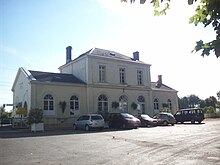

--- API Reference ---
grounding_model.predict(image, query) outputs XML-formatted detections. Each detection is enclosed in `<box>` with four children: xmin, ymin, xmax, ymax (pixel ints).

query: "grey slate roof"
<box><xmin>59</xmin><ymin>47</ymin><xmax>149</xmax><ymax>69</ymax></box>
<box><xmin>74</xmin><ymin>48</ymin><xmax>146</xmax><ymax>63</ymax></box>
<box><xmin>151</xmin><ymin>82</ymin><xmax>176</xmax><ymax>91</ymax></box>
<box><xmin>90</xmin><ymin>48</ymin><xmax>133</xmax><ymax>61</ymax></box>
<box><xmin>29</xmin><ymin>70</ymin><xmax>85</xmax><ymax>84</ymax></box>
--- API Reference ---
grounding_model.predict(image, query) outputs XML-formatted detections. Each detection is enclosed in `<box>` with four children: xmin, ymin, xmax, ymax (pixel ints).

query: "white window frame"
<box><xmin>43</xmin><ymin>94</ymin><xmax>54</xmax><ymax>116</ymax></box>
<box><xmin>98</xmin><ymin>95</ymin><xmax>108</xmax><ymax>113</ymax></box>
<box><xmin>119</xmin><ymin>95</ymin><xmax>128</xmax><ymax>112</ymax></box>
<box><xmin>137</xmin><ymin>96</ymin><xmax>145</xmax><ymax>114</ymax></box>
<box><xmin>119</xmin><ymin>68</ymin><xmax>126</xmax><ymax>84</ymax></box>
<box><xmin>70</xmin><ymin>96</ymin><xmax>79</xmax><ymax>115</ymax></box>
<box><xmin>154</xmin><ymin>98</ymin><xmax>159</xmax><ymax>110</ymax></box>
<box><xmin>99</xmin><ymin>65</ymin><xmax>106</xmax><ymax>82</ymax></box>
<box><xmin>137</xmin><ymin>70</ymin><xmax>143</xmax><ymax>85</ymax></box>
<box><xmin>167</xmin><ymin>99</ymin><xmax>172</xmax><ymax>110</ymax></box>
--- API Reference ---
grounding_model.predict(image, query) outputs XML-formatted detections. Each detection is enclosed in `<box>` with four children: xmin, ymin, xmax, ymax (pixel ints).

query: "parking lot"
<box><xmin>0</xmin><ymin>118</ymin><xmax>220</xmax><ymax>165</ymax></box>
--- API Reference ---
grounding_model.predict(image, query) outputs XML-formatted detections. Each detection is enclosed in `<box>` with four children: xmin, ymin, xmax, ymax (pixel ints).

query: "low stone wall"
<box><xmin>43</xmin><ymin>116</ymin><xmax>77</xmax><ymax>130</ymax></box>
<box><xmin>205</xmin><ymin>113</ymin><xmax>220</xmax><ymax>118</ymax></box>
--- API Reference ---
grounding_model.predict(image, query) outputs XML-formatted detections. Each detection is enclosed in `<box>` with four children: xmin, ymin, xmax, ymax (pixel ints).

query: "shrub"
<box><xmin>160</xmin><ymin>108</ymin><xmax>171</xmax><ymax>113</ymax></box>
<box><xmin>28</xmin><ymin>108</ymin><xmax>43</xmax><ymax>124</ymax></box>
<box><xmin>131</xmin><ymin>102</ymin><xmax>138</xmax><ymax>109</ymax></box>
<box><xmin>203</xmin><ymin>106</ymin><xmax>216</xmax><ymax>114</ymax></box>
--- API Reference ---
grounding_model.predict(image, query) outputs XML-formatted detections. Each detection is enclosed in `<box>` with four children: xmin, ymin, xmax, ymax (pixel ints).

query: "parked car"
<box><xmin>73</xmin><ymin>114</ymin><xmax>105</xmax><ymax>131</ymax></box>
<box><xmin>0</xmin><ymin>118</ymin><xmax>12</xmax><ymax>125</ymax></box>
<box><xmin>108</xmin><ymin>113</ymin><xmax>141</xmax><ymax>129</ymax></box>
<box><xmin>174</xmin><ymin>108</ymin><xmax>205</xmax><ymax>124</ymax></box>
<box><xmin>153</xmin><ymin>112</ymin><xmax>176</xmax><ymax>126</ymax></box>
<box><xmin>138</xmin><ymin>114</ymin><xmax>158</xmax><ymax>127</ymax></box>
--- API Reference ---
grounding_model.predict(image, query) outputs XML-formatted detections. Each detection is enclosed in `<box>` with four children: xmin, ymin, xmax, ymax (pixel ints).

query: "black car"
<box><xmin>108</xmin><ymin>113</ymin><xmax>141</xmax><ymax>129</ymax></box>
<box><xmin>138</xmin><ymin>114</ymin><xmax>158</xmax><ymax>127</ymax></box>
<box><xmin>174</xmin><ymin>108</ymin><xmax>205</xmax><ymax>124</ymax></box>
<box><xmin>153</xmin><ymin>113</ymin><xmax>176</xmax><ymax>126</ymax></box>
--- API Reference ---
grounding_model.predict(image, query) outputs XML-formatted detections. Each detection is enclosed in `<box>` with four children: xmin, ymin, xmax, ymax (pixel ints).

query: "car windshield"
<box><xmin>141</xmin><ymin>114</ymin><xmax>152</xmax><ymax>120</ymax></box>
<box><xmin>121</xmin><ymin>113</ymin><xmax>134</xmax><ymax>119</ymax></box>
<box><xmin>91</xmin><ymin>115</ymin><xmax>103</xmax><ymax>120</ymax></box>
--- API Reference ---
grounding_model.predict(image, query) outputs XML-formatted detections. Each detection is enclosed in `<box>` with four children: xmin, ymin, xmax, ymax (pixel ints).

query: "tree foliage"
<box><xmin>188</xmin><ymin>94</ymin><xmax>201</xmax><ymax>107</ymax></box>
<box><xmin>204</xmin><ymin>96</ymin><xmax>217</xmax><ymax>108</ymax></box>
<box><xmin>178</xmin><ymin>96</ymin><xmax>189</xmax><ymax>109</ymax></box>
<box><xmin>178</xmin><ymin>95</ymin><xmax>201</xmax><ymax>109</ymax></box>
<box><xmin>189</xmin><ymin>0</ymin><xmax>220</xmax><ymax>58</ymax></box>
<box><xmin>121</xmin><ymin>0</ymin><xmax>220</xmax><ymax>58</ymax></box>
<box><xmin>179</xmin><ymin>95</ymin><xmax>219</xmax><ymax>110</ymax></box>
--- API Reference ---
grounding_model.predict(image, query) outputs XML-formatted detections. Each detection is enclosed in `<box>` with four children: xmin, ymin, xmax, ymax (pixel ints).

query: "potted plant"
<box><xmin>28</xmin><ymin>108</ymin><xmax>44</xmax><ymax>132</ymax></box>
<box><xmin>59</xmin><ymin>101</ymin><xmax>66</xmax><ymax>114</ymax></box>
<box><xmin>131</xmin><ymin>102</ymin><xmax>138</xmax><ymax>110</ymax></box>
<box><xmin>112</xmin><ymin>101</ymin><xmax>119</xmax><ymax>109</ymax></box>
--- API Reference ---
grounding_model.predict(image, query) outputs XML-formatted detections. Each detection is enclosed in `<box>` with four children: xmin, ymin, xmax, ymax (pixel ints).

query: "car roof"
<box><xmin>159</xmin><ymin>112</ymin><xmax>174</xmax><ymax>116</ymax></box>
<box><xmin>141</xmin><ymin>114</ymin><xmax>150</xmax><ymax>117</ymax></box>
<box><xmin>159</xmin><ymin>112</ymin><xmax>171</xmax><ymax>114</ymax></box>
<box><xmin>178</xmin><ymin>108</ymin><xmax>201</xmax><ymax>111</ymax></box>
<box><xmin>109</xmin><ymin>112</ymin><xmax>130</xmax><ymax>115</ymax></box>
<box><xmin>80</xmin><ymin>114</ymin><xmax>102</xmax><ymax>116</ymax></box>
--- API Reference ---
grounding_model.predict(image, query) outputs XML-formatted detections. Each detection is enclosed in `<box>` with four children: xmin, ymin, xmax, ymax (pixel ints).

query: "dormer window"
<box><xmin>110</xmin><ymin>52</ymin><xmax>115</xmax><ymax>56</ymax></box>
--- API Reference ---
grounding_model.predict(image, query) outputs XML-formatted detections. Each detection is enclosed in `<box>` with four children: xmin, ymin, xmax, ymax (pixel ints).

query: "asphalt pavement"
<box><xmin>1</xmin><ymin>119</ymin><xmax>220</xmax><ymax>165</ymax></box>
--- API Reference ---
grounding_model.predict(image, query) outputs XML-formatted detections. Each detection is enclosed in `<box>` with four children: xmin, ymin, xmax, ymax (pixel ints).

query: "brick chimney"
<box><xmin>133</xmin><ymin>51</ymin><xmax>139</xmax><ymax>61</ymax></box>
<box><xmin>66</xmin><ymin>46</ymin><xmax>72</xmax><ymax>64</ymax></box>
<box><xmin>156</xmin><ymin>75</ymin><xmax>162</xmax><ymax>88</ymax></box>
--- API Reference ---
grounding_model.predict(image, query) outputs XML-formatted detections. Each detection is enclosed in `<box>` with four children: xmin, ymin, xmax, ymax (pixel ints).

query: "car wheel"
<box><xmin>73</xmin><ymin>124</ymin><xmax>77</xmax><ymax>130</ymax></box>
<box><xmin>198</xmin><ymin>120</ymin><xmax>202</xmax><ymax>124</ymax></box>
<box><xmin>163</xmin><ymin>121</ymin><xmax>168</xmax><ymax>126</ymax></box>
<box><xmin>191</xmin><ymin>120</ymin><xmax>195</xmax><ymax>124</ymax></box>
<box><xmin>85</xmin><ymin>125</ymin><xmax>90</xmax><ymax>131</ymax></box>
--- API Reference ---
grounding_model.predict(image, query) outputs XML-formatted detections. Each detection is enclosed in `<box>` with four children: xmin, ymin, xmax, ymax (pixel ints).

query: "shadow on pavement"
<box><xmin>0</xmin><ymin>124</ymin><xmax>132</xmax><ymax>139</ymax></box>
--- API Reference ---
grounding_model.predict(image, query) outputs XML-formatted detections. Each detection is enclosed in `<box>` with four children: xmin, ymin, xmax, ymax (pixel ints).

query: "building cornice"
<box><xmin>87</xmin><ymin>83</ymin><xmax>151</xmax><ymax>91</ymax></box>
<box><xmin>30</xmin><ymin>80</ymin><xmax>86</xmax><ymax>87</ymax></box>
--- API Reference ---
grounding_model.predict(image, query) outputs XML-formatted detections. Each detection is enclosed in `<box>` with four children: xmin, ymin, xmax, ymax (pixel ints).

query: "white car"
<box><xmin>73</xmin><ymin>114</ymin><xmax>105</xmax><ymax>131</ymax></box>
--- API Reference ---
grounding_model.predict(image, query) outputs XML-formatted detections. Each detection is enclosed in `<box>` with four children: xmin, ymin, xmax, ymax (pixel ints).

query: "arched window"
<box><xmin>70</xmin><ymin>96</ymin><xmax>79</xmax><ymax>115</ymax></box>
<box><xmin>154</xmin><ymin>98</ymin><xmax>159</xmax><ymax>110</ymax></box>
<box><xmin>138</xmin><ymin>96</ymin><xmax>145</xmax><ymax>102</ymax></box>
<box><xmin>44</xmin><ymin>94</ymin><xmax>54</xmax><ymax>111</ymax></box>
<box><xmin>167</xmin><ymin>99</ymin><xmax>172</xmax><ymax>110</ymax></box>
<box><xmin>137</xmin><ymin>96</ymin><xmax>145</xmax><ymax>114</ymax></box>
<box><xmin>119</xmin><ymin>95</ymin><xmax>128</xmax><ymax>112</ymax></box>
<box><xmin>98</xmin><ymin>95</ymin><xmax>108</xmax><ymax>112</ymax></box>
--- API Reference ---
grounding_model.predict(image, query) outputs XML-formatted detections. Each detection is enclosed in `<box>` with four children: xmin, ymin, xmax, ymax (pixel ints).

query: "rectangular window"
<box><xmin>119</xmin><ymin>68</ymin><xmax>126</xmax><ymax>84</ymax></box>
<box><xmin>99</xmin><ymin>65</ymin><xmax>106</xmax><ymax>82</ymax></box>
<box><xmin>137</xmin><ymin>70</ymin><xmax>143</xmax><ymax>85</ymax></box>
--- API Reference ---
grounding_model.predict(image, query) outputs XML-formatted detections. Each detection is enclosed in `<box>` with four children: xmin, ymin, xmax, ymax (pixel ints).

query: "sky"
<box><xmin>0</xmin><ymin>0</ymin><xmax>219</xmax><ymax>111</ymax></box>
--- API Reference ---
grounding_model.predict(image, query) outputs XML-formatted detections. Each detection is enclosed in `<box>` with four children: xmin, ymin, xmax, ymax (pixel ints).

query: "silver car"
<box><xmin>73</xmin><ymin>114</ymin><xmax>105</xmax><ymax>131</ymax></box>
